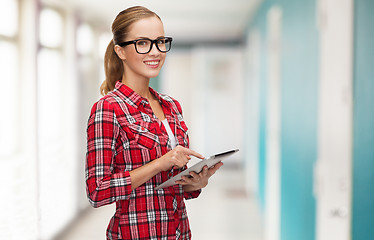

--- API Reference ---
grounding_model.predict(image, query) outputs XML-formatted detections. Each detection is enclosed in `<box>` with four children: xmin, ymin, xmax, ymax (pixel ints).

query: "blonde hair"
<box><xmin>100</xmin><ymin>6</ymin><xmax>161</xmax><ymax>95</ymax></box>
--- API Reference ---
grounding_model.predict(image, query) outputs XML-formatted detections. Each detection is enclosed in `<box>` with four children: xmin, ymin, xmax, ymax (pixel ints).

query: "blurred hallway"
<box><xmin>2</xmin><ymin>0</ymin><xmax>374</xmax><ymax>239</ymax></box>
<box><xmin>55</xmin><ymin>165</ymin><xmax>263</xmax><ymax>240</ymax></box>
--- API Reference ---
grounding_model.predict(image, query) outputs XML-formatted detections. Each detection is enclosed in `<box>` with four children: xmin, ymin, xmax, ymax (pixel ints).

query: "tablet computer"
<box><xmin>155</xmin><ymin>149</ymin><xmax>239</xmax><ymax>190</ymax></box>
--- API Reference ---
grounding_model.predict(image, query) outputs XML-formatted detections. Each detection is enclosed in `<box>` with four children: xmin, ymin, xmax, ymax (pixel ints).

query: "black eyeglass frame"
<box><xmin>117</xmin><ymin>37</ymin><xmax>173</xmax><ymax>54</ymax></box>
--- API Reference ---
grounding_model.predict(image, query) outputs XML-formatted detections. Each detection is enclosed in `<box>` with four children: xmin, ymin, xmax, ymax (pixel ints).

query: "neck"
<box><xmin>121</xmin><ymin>74</ymin><xmax>152</xmax><ymax>99</ymax></box>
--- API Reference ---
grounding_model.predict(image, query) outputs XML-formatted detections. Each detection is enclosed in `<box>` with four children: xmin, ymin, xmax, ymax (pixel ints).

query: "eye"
<box><xmin>157</xmin><ymin>39</ymin><xmax>166</xmax><ymax>45</ymax></box>
<box><xmin>137</xmin><ymin>40</ymin><xmax>149</xmax><ymax>46</ymax></box>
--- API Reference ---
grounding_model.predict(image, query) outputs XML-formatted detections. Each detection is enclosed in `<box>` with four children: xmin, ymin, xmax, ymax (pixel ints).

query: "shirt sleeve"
<box><xmin>85</xmin><ymin>99</ymin><xmax>132</xmax><ymax>208</ymax></box>
<box><xmin>184</xmin><ymin>189</ymin><xmax>201</xmax><ymax>200</ymax></box>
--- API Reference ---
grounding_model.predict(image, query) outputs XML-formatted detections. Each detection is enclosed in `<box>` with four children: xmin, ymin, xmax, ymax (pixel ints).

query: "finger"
<box><xmin>207</xmin><ymin>162</ymin><xmax>223</xmax><ymax>176</ymax></box>
<box><xmin>211</xmin><ymin>162</ymin><xmax>223</xmax><ymax>170</ymax></box>
<box><xmin>180</xmin><ymin>175</ymin><xmax>194</xmax><ymax>184</ymax></box>
<box><xmin>182</xmin><ymin>148</ymin><xmax>204</xmax><ymax>159</ymax></box>
<box><xmin>175</xmin><ymin>161</ymin><xmax>187</xmax><ymax>169</ymax></box>
<box><xmin>174</xmin><ymin>155</ymin><xmax>190</xmax><ymax>168</ymax></box>
<box><xmin>173</xmin><ymin>159</ymin><xmax>186</xmax><ymax>169</ymax></box>
<box><xmin>179</xmin><ymin>150</ymin><xmax>191</xmax><ymax>161</ymax></box>
<box><xmin>189</xmin><ymin>171</ymin><xmax>200</xmax><ymax>179</ymax></box>
<box><xmin>198</xmin><ymin>166</ymin><xmax>209</xmax><ymax>177</ymax></box>
<box><xmin>175</xmin><ymin>179</ymin><xmax>187</xmax><ymax>185</ymax></box>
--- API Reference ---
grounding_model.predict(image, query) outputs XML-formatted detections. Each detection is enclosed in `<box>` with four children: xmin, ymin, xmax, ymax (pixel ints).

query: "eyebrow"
<box><xmin>135</xmin><ymin>36</ymin><xmax>165</xmax><ymax>40</ymax></box>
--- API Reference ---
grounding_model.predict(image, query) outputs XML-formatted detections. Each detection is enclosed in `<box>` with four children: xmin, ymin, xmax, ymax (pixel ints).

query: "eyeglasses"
<box><xmin>117</xmin><ymin>37</ymin><xmax>173</xmax><ymax>54</ymax></box>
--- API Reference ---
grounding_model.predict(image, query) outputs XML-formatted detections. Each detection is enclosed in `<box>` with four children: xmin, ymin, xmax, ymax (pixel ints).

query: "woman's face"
<box><xmin>120</xmin><ymin>16</ymin><xmax>166</xmax><ymax>81</ymax></box>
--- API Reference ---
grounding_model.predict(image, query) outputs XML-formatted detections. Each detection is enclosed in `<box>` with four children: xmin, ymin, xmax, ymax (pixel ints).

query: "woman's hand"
<box><xmin>155</xmin><ymin>146</ymin><xmax>204</xmax><ymax>172</ymax></box>
<box><xmin>176</xmin><ymin>162</ymin><xmax>224</xmax><ymax>192</ymax></box>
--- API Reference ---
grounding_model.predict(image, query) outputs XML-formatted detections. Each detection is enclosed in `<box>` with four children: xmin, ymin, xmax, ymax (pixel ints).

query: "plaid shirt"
<box><xmin>86</xmin><ymin>81</ymin><xmax>200</xmax><ymax>240</ymax></box>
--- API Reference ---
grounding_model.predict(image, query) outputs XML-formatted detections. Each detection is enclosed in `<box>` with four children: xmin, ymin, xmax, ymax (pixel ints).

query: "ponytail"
<box><xmin>100</xmin><ymin>40</ymin><xmax>123</xmax><ymax>95</ymax></box>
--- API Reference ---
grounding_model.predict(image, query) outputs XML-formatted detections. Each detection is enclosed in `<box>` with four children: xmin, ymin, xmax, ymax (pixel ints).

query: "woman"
<box><xmin>86</xmin><ymin>6</ymin><xmax>223</xmax><ymax>240</ymax></box>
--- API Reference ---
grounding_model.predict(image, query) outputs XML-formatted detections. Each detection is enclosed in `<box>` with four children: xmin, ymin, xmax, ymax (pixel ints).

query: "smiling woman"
<box><xmin>85</xmin><ymin>6</ymin><xmax>223</xmax><ymax>240</ymax></box>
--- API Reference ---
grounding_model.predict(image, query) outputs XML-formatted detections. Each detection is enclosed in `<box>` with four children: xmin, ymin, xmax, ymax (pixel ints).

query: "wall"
<box><xmin>245</xmin><ymin>1</ymin><xmax>318</xmax><ymax>240</ymax></box>
<box><xmin>352</xmin><ymin>0</ymin><xmax>374</xmax><ymax>239</ymax></box>
<box><xmin>246</xmin><ymin>0</ymin><xmax>374</xmax><ymax>239</ymax></box>
<box><xmin>280</xmin><ymin>1</ymin><xmax>318</xmax><ymax>239</ymax></box>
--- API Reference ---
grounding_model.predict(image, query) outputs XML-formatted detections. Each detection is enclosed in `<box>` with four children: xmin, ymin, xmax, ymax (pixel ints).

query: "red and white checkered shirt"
<box><xmin>86</xmin><ymin>81</ymin><xmax>200</xmax><ymax>240</ymax></box>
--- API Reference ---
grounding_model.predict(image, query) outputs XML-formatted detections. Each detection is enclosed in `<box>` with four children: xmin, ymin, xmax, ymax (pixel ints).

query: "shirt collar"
<box><xmin>149</xmin><ymin>86</ymin><xmax>169</xmax><ymax>106</ymax></box>
<box><xmin>113</xmin><ymin>81</ymin><xmax>171</xmax><ymax>109</ymax></box>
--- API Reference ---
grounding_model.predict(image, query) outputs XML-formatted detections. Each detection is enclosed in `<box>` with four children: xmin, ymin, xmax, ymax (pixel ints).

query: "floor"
<box><xmin>55</xmin><ymin>165</ymin><xmax>264</xmax><ymax>240</ymax></box>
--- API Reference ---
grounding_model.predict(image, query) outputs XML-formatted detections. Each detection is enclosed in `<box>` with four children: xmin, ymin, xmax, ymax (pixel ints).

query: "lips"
<box><xmin>144</xmin><ymin>60</ymin><xmax>160</xmax><ymax>68</ymax></box>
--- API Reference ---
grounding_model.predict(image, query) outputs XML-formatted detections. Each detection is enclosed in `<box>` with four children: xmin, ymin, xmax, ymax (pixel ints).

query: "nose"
<box><xmin>149</xmin><ymin>42</ymin><xmax>160</xmax><ymax>56</ymax></box>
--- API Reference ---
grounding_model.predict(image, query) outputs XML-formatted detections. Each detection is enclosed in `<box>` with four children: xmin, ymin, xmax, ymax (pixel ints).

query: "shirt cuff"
<box><xmin>184</xmin><ymin>189</ymin><xmax>201</xmax><ymax>200</ymax></box>
<box><xmin>115</xmin><ymin>171</ymin><xmax>132</xmax><ymax>199</ymax></box>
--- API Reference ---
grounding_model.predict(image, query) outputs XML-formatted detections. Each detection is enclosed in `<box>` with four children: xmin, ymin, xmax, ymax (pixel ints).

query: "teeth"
<box><xmin>145</xmin><ymin>61</ymin><xmax>158</xmax><ymax>65</ymax></box>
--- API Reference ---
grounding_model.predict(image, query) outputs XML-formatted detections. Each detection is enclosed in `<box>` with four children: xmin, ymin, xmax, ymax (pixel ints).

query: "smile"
<box><xmin>144</xmin><ymin>60</ymin><xmax>160</xmax><ymax>67</ymax></box>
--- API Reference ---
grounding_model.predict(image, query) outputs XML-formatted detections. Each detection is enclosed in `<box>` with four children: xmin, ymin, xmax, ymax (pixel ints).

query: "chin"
<box><xmin>146</xmin><ymin>70</ymin><xmax>161</xmax><ymax>79</ymax></box>
<box><xmin>149</xmin><ymin>74</ymin><xmax>160</xmax><ymax>79</ymax></box>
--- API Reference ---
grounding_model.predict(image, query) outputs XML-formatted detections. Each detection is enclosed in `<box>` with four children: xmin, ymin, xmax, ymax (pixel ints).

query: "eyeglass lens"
<box><xmin>135</xmin><ymin>38</ymin><xmax>171</xmax><ymax>54</ymax></box>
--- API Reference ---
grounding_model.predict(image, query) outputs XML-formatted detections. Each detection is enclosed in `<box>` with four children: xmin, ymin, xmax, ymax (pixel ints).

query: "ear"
<box><xmin>114</xmin><ymin>45</ymin><xmax>126</xmax><ymax>60</ymax></box>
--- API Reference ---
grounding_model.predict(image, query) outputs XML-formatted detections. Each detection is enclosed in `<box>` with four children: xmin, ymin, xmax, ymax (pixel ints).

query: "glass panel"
<box><xmin>37</xmin><ymin>48</ymin><xmax>65</xmax><ymax>239</ymax></box>
<box><xmin>0</xmin><ymin>0</ymin><xmax>18</xmax><ymax>37</ymax></box>
<box><xmin>37</xmin><ymin>47</ymin><xmax>78</xmax><ymax>238</ymax></box>
<box><xmin>77</xmin><ymin>23</ymin><xmax>94</xmax><ymax>55</ymax></box>
<box><xmin>0</xmin><ymin>41</ymin><xmax>19</xmax><ymax>158</ymax></box>
<box><xmin>39</xmin><ymin>8</ymin><xmax>63</xmax><ymax>48</ymax></box>
<box><xmin>37</xmin><ymin>49</ymin><xmax>63</xmax><ymax>140</ymax></box>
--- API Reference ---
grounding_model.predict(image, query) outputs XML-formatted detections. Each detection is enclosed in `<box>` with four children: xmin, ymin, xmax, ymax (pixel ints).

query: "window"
<box><xmin>0</xmin><ymin>0</ymin><xmax>18</xmax><ymax>37</ymax></box>
<box><xmin>39</xmin><ymin>8</ymin><xmax>63</xmax><ymax>48</ymax></box>
<box><xmin>38</xmin><ymin>7</ymin><xmax>69</xmax><ymax>239</ymax></box>
<box><xmin>0</xmin><ymin>0</ymin><xmax>19</xmax><ymax>159</ymax></box>
<box><xmin>76</xmin><ymin>22</ymin><xmax>103</xmax><ymax>92</ymax></box>
<box><xmin>77</xmin><ymin>23</ymin><xmax>94</xmax><ymax>55</ymax></box>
